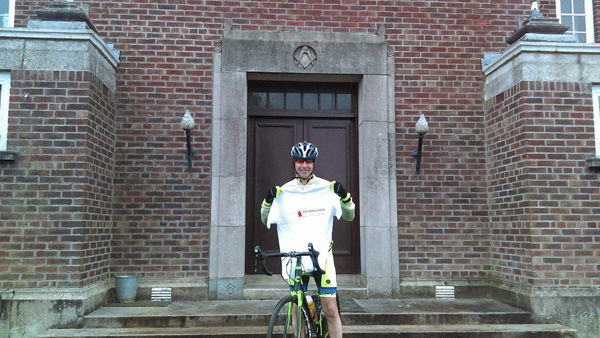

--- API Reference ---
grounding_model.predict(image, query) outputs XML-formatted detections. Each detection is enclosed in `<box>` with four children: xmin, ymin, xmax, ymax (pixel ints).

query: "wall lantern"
<box><xmin>180</xmin><ymin>110</ymin><xmax>196</xmax><ymax>172</ymax></box>
<box><xmin>411</xmin><ymin>114</ymin><xmax>429</xmax><ymax>175</ymax></box>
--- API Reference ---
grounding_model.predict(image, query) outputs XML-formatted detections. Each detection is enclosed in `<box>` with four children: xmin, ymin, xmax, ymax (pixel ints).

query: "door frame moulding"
<box><xmin>209</xmin><ymin>29</ymin><xmax>398</xmax><ymax>299</ymax></box>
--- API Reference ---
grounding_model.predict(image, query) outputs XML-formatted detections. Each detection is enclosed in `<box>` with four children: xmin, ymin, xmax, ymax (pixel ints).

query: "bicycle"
<box><xmin>255</xmin><ymin>243</ymin><xmax>339</xmax><ymax>338</ymax></box>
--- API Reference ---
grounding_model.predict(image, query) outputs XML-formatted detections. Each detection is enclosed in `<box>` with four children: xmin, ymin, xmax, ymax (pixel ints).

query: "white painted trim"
<box><xmin>0</xmin><ymin>72</ymin><xmax>10</xmax><ymax>151</ymax></box>
<box><xmin>584</xmin><ymin>0</ymin><xmax>594</xmax><ymax>43</ymax></box>
<box><xmin>592</xmin><ymin>85</ymin><xmax>600</xmax><ymax>157</ymax></box>
<box><xmin>8</xmin><ymin>0</ymin><xmax>15</xmax><ymax>27</ymax></box>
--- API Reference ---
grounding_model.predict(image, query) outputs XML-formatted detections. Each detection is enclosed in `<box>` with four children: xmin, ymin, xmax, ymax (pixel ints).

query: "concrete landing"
<box><xmin>38</xmin><ymin>298</ymin><xmax>578</xmax><ymax>338</ymax></box>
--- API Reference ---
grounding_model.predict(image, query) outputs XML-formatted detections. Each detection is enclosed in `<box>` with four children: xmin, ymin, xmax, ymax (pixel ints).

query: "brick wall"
<box><xmin>11</xmin><ymin>1</ymin><xmax>598</xmax><ymax>286</ymax></box>
<box><xmin>394</xmin><ymin>1</ymin><xmax>529</xmax><ymax>280</ymax></box>
<box><xmin>486</xmin><ymin>81</ymin><xmax>600</xmax><ymax>286</ymax></box>
<box><xmin>0</xmin><ymin>70</ymin><xmax>116</xmax><ymax>288</ymax></box>
<box><xmin>9</xmin><ymin>0</ymin><xmax>535</xmax><ymax>281</ymax></box>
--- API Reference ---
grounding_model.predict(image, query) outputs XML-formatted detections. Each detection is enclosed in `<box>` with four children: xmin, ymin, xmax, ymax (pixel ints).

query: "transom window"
<box><xmin>592</xmin><ymin>86</ymin><xmax>600</xmax><ymax>157</ymax></box>
<box><xmin>556</xmin><ymin>0</ymin><xmax>594</xmax><ymax>43</ymax></box>
<box><xmin>0</xmin><ymin>73</ymin><xmax>11</xmax><ymax>151</ymax></box>
<box><xmin>0</xmin><ymin>0</ymin><xmax>15</xmax><ymax>28</ymax></box>
<box><xmin>248</xmin><ymin>82</ymin><xmax>357</xmax><ymax>118</ymax></box>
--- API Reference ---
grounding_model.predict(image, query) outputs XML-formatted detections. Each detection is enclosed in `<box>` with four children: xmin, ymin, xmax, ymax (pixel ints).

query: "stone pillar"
<box><xmin>0</xmin><ymin>2</ymin><xmax>119</xmax><ymax>337</ymax></box>
<box><xmin>208</xmin><ymin>46</ymin><xmax>247</xmax><ymax>299</ymax></box>
<box><xmin>483</xmin><ymin>6</ymin><xmax>600</xmax><ymax>338</ymax></box>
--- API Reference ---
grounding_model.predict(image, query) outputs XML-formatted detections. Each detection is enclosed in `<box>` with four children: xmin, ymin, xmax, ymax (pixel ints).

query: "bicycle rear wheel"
<box><xmin>314</xmin><ymin>295</ymin><xmax>341</xmax><ymax>338</ymax></box>
<box><xmin>313</xmin><ymin>296</ymin><xmax>328</xmax><ymax>337</ymax></box>
<box><xmin>267</xmin><ymin>295</ymin><xmax>311</xmax><ymax>338</ymax></box>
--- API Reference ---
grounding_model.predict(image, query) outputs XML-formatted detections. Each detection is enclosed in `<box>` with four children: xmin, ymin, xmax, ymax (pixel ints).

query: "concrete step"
<box><xmin>82</xmin><ymin>299</ymin><xmax>532</xmax><ymax>329</ymax></box>
<box><xmin>39</xmin><ymin>324</ymin><xmax>578</xmax><ymax>338</ymax></box>
<box><xmin>243</xmin><ymin>274</ymin><xmax>368</xmax><ymax>300</ymax></box>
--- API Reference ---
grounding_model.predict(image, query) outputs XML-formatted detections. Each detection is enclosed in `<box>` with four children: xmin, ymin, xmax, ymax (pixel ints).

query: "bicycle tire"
<box><xmin>267</xmin><ymin>295</ymin><xmax>311</xmax><ymax>338</ymax></box>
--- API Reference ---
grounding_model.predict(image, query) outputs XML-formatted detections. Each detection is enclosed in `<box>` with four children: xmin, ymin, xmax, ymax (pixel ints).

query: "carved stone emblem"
<box><xmin>293</xmin><ymin>45</ymin><xmax>317</xmax><ymax>69</ymax></box>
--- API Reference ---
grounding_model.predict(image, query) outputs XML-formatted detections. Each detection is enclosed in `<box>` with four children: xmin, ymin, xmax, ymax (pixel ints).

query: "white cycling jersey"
<box><xmin>266</xmin><ymin>178</ymin><xmax>342</xmax><ymax>274</ymax></box>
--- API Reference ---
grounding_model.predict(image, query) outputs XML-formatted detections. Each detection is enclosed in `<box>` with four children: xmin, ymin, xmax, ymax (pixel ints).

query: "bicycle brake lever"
<box><xmin>262</xmin><ymin>259</ymin><xmax>273</xmax><ymax>276</ymax></box>
<box><xmin>307</xmin><ymin>243</ymin><xmax>326</xmax><ymax>274</ymax></box>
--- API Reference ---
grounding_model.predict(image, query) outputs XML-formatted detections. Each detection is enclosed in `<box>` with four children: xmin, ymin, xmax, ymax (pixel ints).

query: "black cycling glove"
<box><xmin>264</xmin><ymin>186</ymin><xmax>280</xmax><ymax>205</ymax></box>
<box><xmin>332</xmin><ymin>181</ymin><xmax>351</xmax><ymax>203</ymax></box>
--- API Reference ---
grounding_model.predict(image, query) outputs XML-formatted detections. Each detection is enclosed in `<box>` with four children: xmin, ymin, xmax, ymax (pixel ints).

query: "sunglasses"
<box><xmin>294</xmin><ymin>159</ymin><xmax>314</xmax><ymax>164</ymax></box>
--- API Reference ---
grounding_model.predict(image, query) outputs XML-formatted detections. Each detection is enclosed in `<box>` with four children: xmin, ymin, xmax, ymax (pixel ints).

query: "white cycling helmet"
<box><xmin>291</xmin><ymin>141</ymin><xmax>318</xmax><ymax>161</ymax></box>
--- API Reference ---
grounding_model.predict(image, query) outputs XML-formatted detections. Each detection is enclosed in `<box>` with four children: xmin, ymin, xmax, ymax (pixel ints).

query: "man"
<box><xmin>261</xmin><ymin>141</ymin><xmax>355</xmax><ymax>338</ymax></box>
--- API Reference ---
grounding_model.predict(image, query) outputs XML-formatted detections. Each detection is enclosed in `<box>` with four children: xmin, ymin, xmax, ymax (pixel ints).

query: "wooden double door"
<box><xmin>245</xmin><ymin>81</ymin><xmax>360</xmax><ymax>274</ymax></box>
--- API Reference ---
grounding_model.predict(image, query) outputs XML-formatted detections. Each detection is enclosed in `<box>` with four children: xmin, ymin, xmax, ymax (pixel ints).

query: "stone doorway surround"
<box><xmin>209</xmin><ymin>28</ymin><xmax>399</xmax><ymax>299</ymax></box>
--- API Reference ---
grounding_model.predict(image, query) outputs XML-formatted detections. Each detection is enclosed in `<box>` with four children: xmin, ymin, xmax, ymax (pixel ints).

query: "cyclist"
<box><xmin>261</xmin><ymin>141</ymin><xmax>355</xmax><ymax>338</ymax></box>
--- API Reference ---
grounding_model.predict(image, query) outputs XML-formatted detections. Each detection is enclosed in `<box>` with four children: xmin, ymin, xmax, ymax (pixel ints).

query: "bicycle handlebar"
<box><xmin>254</xmin><ymin>243</ymin><xmax>326</xmax><ymax>276</ymax></box>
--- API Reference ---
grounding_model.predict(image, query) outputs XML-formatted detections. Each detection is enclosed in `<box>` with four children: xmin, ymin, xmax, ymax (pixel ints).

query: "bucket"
<box><xmin>115</xmin><ymin>275</ymin><xmax>138</xmax><ymax>303</ymax></box>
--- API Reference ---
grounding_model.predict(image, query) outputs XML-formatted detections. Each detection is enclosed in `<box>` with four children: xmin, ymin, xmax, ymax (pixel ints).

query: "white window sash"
<box><xmin>1</xmin><ymin>0</ymin><xmax>15</xmax><ymax>28</ymax></box>
<box><xmin>555</xmin><ymin>0</ymin><xmax>595</xmax><ymax>43</ymax></box>
<box><xmin>0</xmin><ymin>73</ymin><xmax>10</xmax><ymax>151</ymax></box>
<box><xmin>593</xmin><ymin>86</ymin><xmax>600</xmax><ymax>157</ymax></box>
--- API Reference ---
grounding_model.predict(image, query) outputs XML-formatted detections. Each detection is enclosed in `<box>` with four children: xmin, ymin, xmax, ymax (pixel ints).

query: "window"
<box><xmin>0</xmin><ymin>73</ymin><xmax>10</xmax><ymax>151</ymax></box>
<box><xmin>248</xmin><ymin>82</ymin><xmax>356</xmax><ymax>116</ymax></box>
<box><xmin>556</xmin><ymin>0</ymin><xmax>594</xmax><ymax>43</ymax></box>
<box><xmin>0</xmin><ymin>0</ymin><xmax>15</xmax><ymax>28</ymax></box>
<box><xmin>593</xmin><ymin>86</ymin><xmax>600</xmax><ymax>157</ymax></box>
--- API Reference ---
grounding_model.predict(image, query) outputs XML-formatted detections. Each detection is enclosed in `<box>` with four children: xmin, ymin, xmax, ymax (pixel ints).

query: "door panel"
<box><xmin>305</xmin><ymin>120</ymin><xmax>359</xmax><ymax>271</ymax></box>
<box><xmin>246</xmin><ymin>119</ymin><xmax>302</xmax><ymax>274</ymax></box>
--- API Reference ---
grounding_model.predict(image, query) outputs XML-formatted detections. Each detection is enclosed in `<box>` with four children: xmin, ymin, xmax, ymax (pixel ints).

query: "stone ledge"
<box><xmin>0</xmin><ymin>150</ymin><xmax>17</xmax><ymax>161</ymax></box>
<box><xmin>586</xmin><ymin>156</ymin><xmax>600</xmax><ymax>168</ymax></box>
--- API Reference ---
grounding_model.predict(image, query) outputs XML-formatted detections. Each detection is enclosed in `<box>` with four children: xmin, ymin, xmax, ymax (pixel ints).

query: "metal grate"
<box><xmin>151</xmin><ymin>287</ymin><xmax>172</xmax><ymax>302</ymax></box>
<box><xmin>435</xmin><ymin>286</ymin><xmax>455</xmax><ymax>300</ymax></box>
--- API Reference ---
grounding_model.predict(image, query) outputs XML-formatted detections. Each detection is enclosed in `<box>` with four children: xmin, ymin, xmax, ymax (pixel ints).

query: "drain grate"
<box><xmin>151</xmin><ymin>287</ymin><xmax>172</xmax><ymax>302</ymax></box>
<box><xmin>435</xmin><ymin>286</ymin><xmax>455</xmax><ymax>300</ymax></box>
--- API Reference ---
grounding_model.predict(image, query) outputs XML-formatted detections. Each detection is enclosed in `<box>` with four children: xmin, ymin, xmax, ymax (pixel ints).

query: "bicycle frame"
<box><xmin>288</xmin><ymin>258</ymin><xmax>313</xmax><ymax>337</ymax></box>
<box><xmin>255</xmin><ymin>243</ymin><xmax>329</xmax><ymax>338</ymax></box>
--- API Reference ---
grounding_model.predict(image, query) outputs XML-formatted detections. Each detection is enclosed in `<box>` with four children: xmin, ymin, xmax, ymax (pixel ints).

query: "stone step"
<box><xmin>39</xmin><ymin>324</ymin><xmax>578</xmax><ymax>338</ymax></box>
<box><xmin>243</xmin><ymin>274</ymin><xmax>368</xmax><ymax>300</ymax></box>
<box><xmin>243</xmin><ymin>286</ymin><xmax>369</xmax><ymax>300</ymax></box>
<box><xmin>82</xmin><ymin>299</ymin><xmax>532</xmax><ymax>329</ymax></box>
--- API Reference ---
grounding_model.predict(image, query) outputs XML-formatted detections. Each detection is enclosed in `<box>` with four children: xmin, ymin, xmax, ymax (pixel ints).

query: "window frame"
<box><xmin>555</xmin><ymin>0</ymin><xmax>595</xmax><ymax>43</ymax></box>
<box><xmin>0</xmin><ymin>72</ymin><xmax>10</xmax><ymax>151</ymax></box>
<box><xmin>593</xmin><ymin>85</ymin><xmax>600</xmax><ymax>157</ymax></box>
<box><xmin>0</xmin><ymin>0</ymin><xmax>16</xmax><ymax>28</ymax></box>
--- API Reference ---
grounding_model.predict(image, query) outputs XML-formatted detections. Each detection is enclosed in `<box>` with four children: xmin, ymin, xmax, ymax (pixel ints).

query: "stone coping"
<box><xmin>399</xmin><ymin>277</ymin><xmax>600</xmax><ymax>297</ymax></box>
<box><xmin>224</xmin><ymin>28</ymin><xmax>385</xmax><ymax>43</ymax></box>
<box><xmin>482</xmin><ymin>38</ymin><xmax>600</xmax><ymax>76</ymax></box>
<box><xmin>0</xmin><ymin>28</ymin><xmax>119</xmax><ymax>68</ymax></box>
<box><xmin>0</xmin><ymin>279</ymin><xmax>111</xmax><ymax>301</ymax></box>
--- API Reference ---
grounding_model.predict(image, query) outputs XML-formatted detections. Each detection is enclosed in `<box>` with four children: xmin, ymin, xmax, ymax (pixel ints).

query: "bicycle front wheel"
<box><xmin>267</xmin><ymin>295</ymin><xmax>310</xmax><ymax>338</ymax></box>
